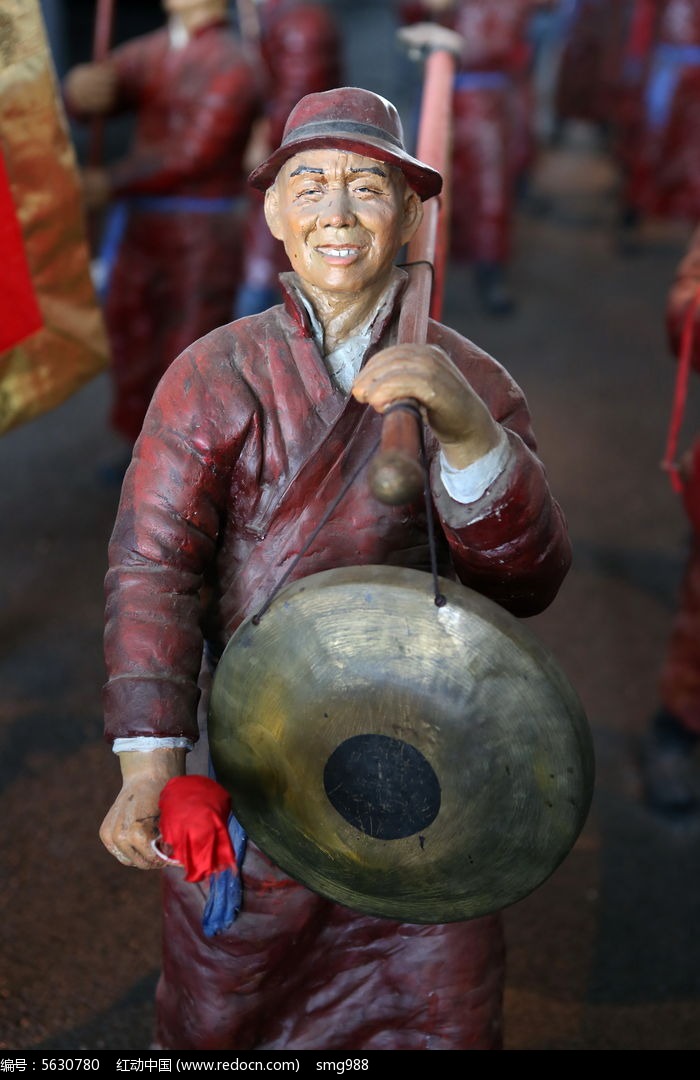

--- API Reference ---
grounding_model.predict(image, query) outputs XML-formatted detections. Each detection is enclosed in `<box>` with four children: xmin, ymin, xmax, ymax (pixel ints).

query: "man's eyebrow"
<box><xmin>289</xmin><ymin>165</ymin><xmax>325</xmax><ymax>177</ymax></box>
<box><xmin>350</xmin><ymin>166</ymin><xmax>387</xmax><ymax>177</ymax></box>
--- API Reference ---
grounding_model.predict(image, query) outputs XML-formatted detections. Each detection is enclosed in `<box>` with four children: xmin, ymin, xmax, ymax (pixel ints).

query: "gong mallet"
<box><xmin>367</xmin><ymin>23</ymin><xmax>463</xmax><ymax>507</ymax></box>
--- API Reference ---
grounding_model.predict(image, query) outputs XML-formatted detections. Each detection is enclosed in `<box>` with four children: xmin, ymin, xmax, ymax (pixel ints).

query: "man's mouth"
<box><xmin>315</xmin><ymin>245</ymin><xmax>364</xmax><ymax>261</ymax></box>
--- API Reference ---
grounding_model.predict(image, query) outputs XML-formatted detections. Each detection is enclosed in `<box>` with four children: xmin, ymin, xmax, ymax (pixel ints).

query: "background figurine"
<box><xmin>616</xmin><ymin>0</ymin><xmax>700</xmax><ymax>249</ymax></box>
<box><xmin>552</xmin><ymin>0</ymin><xmax>621</xmax><ymax>138</ymax></box>
<box><xmin>398</xmin><ymin>0</ymin><xmax>556</xmax><ymax>316</ymax></box>
<box><xmin>234</xmin><ymin>0</ymin><xmax>344</xmax><ymax>317</ymax></box>
<box><xmin>524</xmin><ymin>0</ymin><xmax>571</xmax><ymax>145</ymax></box>
<box><xmin>63</xmin><ymin>0</ymin><xmax>264</xmax><ymax>453</ymax></box>
<box><xmin>98</xmin><ymin>86</ymin><xmax>572</xmax><ymax>1051</ymax></box>
<box><xmin>643</xmin><ymin>223</ymin><xmax>700</xmax><ymax>817</ymax></box>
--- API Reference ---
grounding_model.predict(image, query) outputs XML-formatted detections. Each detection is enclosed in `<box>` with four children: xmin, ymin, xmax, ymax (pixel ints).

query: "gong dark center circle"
<box><xmin>323</xmin><ymin>733</ymin><xmax>441</xmax><ymax>840</ymax></box>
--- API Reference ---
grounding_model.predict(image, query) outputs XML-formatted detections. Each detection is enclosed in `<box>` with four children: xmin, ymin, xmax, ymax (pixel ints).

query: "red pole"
<box><xmin>409</xmin><ymin>46</ymin><xmax>455</xmax><ymax>323</ymax></box>
<box><xmin>368</xmin><ymin>38</ymin><xmax>458</xmax><ymax>506</ymax></box>
<box><xmin>661</xmin><ymin>288</ymin><xmax>700</xmax><ymax>495</ymax></box>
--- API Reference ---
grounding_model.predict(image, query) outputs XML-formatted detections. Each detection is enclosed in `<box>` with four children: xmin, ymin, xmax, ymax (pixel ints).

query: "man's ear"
<box><xmin>400</xmin><ymin>187</ymin><xmax>423</xmax><ymax>246</ymax></box>
<box><xmin>264</xmin><ymin>184</ymin><xmax>285</xmax><ymax>241</ymax></box>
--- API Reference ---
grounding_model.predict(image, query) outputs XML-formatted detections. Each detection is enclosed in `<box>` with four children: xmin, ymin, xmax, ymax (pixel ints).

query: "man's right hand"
<box><xmin>99</xmin><ymin>747</ymin><xmax>186</xmax><ymax>870</ymax></box>
<box><xmin>64</xmin><ymin>61</ymin><xmax>118</xmax><ymax>115</ymax></box>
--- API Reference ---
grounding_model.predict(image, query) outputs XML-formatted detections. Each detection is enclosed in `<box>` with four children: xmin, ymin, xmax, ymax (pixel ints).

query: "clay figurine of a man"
<box><xmin>399</xmin><ymin>0</ymin><xmax>554</xmax><ymax>315</ymax></box>
<box><xmin>100</xmin><ymin>87</ymin><xmax>572</xmax><ymax>1050</ymax></box>
<box><xmin>63</xmin><ymin>0</ymin><xmax>263</xmax><ymax>447</ymax></box>
<box><xmin>618</xmin><ymin>0</ymin><xmax>700</xmax><ymax>243</ymax></box>
<box><xmin>643</xmin><ymin>222</ymin><xmax>700</xmax><ymax>816</ymax></box>
<box><xmin>234</xmin><ymin>0</ymin><xmax>344</xmax><ymax>317</ymax></box>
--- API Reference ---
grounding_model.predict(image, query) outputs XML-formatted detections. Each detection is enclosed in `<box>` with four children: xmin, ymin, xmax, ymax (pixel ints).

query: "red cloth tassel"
<box><xmin>158</xmin><ymin>775</ymin><xmax>238</xmax><ymax>883</ymax></box>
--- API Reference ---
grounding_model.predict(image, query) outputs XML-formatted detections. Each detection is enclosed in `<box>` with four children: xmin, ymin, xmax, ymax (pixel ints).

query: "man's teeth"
<box><xmin>322</xmin><ymin>248</ymin><xmax>356</xmax><ymax>256</ymax></box>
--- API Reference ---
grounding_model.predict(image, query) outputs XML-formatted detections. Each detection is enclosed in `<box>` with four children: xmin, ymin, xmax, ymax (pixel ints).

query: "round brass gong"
<box><xmin>209</xmin><ymin>565</ymin><xmax>594</xmax><ymax>923</ymax></box>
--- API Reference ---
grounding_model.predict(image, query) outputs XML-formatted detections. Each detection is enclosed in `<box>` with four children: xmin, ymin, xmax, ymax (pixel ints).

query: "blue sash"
<box><xmin>97</xmin><ymin>195</ymin><xmax>243</xmax><ymax>301</ymax></box>
<box><xmin>454</xmin><ymin>71</ymin><xmax>510</xmax><ymax>92</ymax></box>
<box><xmin>645</xmin><ymin>43</ymin><xmax>700</xmax><ymax>131</ymax></box>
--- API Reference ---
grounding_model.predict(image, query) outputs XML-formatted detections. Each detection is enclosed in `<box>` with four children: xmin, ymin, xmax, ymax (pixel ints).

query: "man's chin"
<box><xmin>301</xmin><ymin>263</ymin><xmax>394</xmax><ymax>297</ymax></box>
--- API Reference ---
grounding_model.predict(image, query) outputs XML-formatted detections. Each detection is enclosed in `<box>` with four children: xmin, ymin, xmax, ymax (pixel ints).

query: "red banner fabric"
<box><xmin>0</xmin><ymin>148</ymin><xmax>43</xmax><ymax>352</ymax></box>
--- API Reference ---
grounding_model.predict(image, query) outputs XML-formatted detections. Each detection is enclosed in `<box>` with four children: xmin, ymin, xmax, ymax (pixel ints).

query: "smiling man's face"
<box><xmin>264</xmin><ymin>148</ymin><xmax>422</xmax><ymax>298</ymax></box>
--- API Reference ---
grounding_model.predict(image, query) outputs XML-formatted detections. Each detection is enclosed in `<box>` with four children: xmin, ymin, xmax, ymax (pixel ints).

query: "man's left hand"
<box><xmin>352</xmin><ymin>343</ymin><xmax>502</xmax><ymax>469</ymax></box>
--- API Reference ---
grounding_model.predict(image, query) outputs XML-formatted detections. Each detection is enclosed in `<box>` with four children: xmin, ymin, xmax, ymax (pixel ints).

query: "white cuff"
<box><xmin>438</xmin><ymin>428</ymin><xmax>511</xmax><ymax>504</ymax></box>
<box><xmin>112</xmin><ymin>736</ymin><xmax>194</xmax><ymax>754</ymax></box>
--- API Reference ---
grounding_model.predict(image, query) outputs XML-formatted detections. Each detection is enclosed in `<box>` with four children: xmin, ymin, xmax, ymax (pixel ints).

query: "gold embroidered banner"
<box><xmin>0</xmin><ymin>0</ymin><xmax>108</xmax><ymax>435</ymax></box>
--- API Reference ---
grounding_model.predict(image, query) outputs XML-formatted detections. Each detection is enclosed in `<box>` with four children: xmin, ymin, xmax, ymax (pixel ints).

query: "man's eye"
<box><xmin>295</xmin><ymin>186</ymin><xmax>322</xmax><ymax>199</ymax></box>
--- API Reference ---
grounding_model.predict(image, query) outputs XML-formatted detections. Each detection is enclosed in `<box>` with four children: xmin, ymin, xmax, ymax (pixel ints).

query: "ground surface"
<box><xmin>2</xmin><ymin>0</ymin><xmax>700</xmax><ymax>1054</ymax></box>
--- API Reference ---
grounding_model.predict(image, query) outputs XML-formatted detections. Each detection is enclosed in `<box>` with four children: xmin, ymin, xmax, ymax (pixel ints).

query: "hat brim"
<box><xmin>248</xmin><ymin>132</ymin><xmax>443</xmax><ymax>201</ymax></box>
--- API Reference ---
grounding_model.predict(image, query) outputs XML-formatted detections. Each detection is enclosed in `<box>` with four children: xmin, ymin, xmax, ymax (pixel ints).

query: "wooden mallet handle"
<box><xmin>367</xmin><ymin>400</ymin><xmax>425</xmax><ymax>505</ymax></box>
<box><xmin>368</xmin><ymin>28</ymin><xmax>461</xmax><ymax>506</ymax></box>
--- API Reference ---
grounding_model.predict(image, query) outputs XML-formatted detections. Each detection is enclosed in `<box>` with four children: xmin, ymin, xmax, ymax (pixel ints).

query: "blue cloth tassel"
<box><xmin>200</xmin><ymin>811</ymin><xmax>248</xmax><ymax>937</ymax></box>
<box><xmin>202</xmin><ymin>867</ymin><xmax>240</xmax><ymax>938</ymax></box>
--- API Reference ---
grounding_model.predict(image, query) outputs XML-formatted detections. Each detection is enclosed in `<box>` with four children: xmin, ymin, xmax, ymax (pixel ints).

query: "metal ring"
<box><xmin>150</xmin><ymin>837</ymin><xmax>182</xmax><ymax>867</ymax></box>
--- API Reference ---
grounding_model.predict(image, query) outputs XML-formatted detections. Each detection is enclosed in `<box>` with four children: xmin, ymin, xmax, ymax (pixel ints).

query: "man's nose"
<box><xmin>318</xmin><ymin>187</ymin><xmax>356</xmax><ymax>228</ymax></box>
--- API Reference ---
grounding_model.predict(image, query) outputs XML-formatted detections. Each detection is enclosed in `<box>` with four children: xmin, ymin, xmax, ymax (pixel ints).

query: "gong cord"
<box><xmin>251</xmin><ymin>401</ymin><xmax>446</xmax><ymax>626</ymax></box>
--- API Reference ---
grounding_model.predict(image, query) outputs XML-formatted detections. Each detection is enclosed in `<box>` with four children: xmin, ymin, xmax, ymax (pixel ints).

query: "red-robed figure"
<box><xmin>619</xmin><ymin>0</ymin><xmax>700</xmax><ymax>230</ymax></box>
<box><xmin>553</xmin><ymin>0</ymin><xmax>635</xmax><ymax>132</ymax></box>
<box><xmin>63</xmin><ymin>0</ymin><xmax>264</xmax><ymax>447</ymax></box>
<box><xmin>399</xmin><ymin>0</ymin><xmax>553</xmax><ymax>315</ymax></box>
<box><xmin>643</xmin><ymin>224</ymin><xmax>700</xmax><ymax>816</ymax></box>
<box><xmin>99</xmin><ymin>86</ymin><xmax>572</xmax><ymax>1050</ymax></box>
<box><xmin>235</xmin><ymin>0</ymin><xmax>344</xmax><ymax>317</ymax></box>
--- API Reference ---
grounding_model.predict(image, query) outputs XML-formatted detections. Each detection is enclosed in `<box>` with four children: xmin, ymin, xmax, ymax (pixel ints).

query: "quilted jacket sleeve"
<box><xmin>428</xmin><ymin>321</ymin><xmax>572</xmax><ymax>617</ymax></box>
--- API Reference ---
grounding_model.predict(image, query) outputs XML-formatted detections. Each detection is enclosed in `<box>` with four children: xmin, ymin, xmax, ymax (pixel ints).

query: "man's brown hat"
<box><xmin>248</xmin><ymin>87</ymin><xmax>442</xmax><ymax>201</ymax></box>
